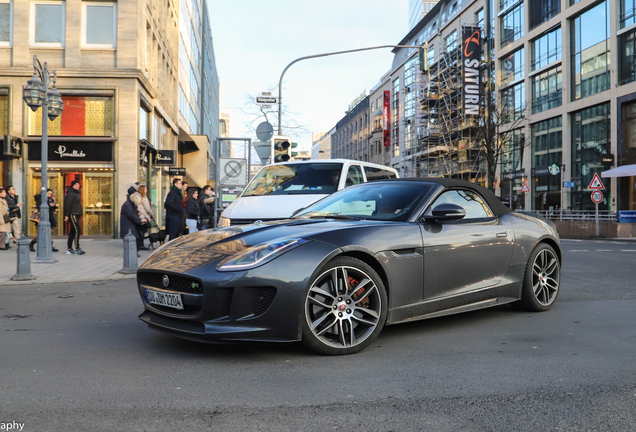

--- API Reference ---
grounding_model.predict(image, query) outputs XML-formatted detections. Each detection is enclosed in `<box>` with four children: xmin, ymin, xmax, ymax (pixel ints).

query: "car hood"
<box><xmin>222</xmin><ymin>194</ymin><xmax>329</xmax><ymax>219</ymax></box>
<box><xmin>140</xmin><ymin>218</ymin><xmax>383</xmax><ymax>273</ymax></box>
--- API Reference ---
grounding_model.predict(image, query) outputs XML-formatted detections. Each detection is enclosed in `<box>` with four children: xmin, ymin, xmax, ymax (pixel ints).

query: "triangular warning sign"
<box><xmin>588</xmin><ymin>173</ymin><xmax>605</xmax><ymax>190</ymax></box>
<box><xmin>521</xmin><ymin>183</ymin><xmax>530</xmax><ymax>193</ymax></box>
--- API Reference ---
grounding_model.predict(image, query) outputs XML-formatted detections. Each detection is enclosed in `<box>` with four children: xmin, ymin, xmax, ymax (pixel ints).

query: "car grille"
<box><xmin>138</xmin><ymin>271</ymin><xmax>203</xmax><ymax>317</ymax></box>
<box><xmin>253</xmin><ymin>287</ymin><xmax>276</xmax><ymax>316</ymax></box>
<box><xmin>138</xmin><ymin>272</ymin><xmax>203</xmax><ymax>294</ymax></box>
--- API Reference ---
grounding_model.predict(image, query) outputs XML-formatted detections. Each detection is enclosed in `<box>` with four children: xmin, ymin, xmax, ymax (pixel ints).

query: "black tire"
<box><xmin>302</xmin><ymin>256</ymin><xmax>388</xmax><ymax>355</ymax></box>
<box><xmin>515</xmin><ymin>243</ymin><xmax>560</xmax><ymax>311</ymax></box>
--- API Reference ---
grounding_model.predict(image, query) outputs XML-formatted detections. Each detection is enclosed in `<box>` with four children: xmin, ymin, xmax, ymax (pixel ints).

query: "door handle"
<box><xmin>496</xmin><ymin>232</ymin><xmax>507</xmax><ymax>238</ymax></box>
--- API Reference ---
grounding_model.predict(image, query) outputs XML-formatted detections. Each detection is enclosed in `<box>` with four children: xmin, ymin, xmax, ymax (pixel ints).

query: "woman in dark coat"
<box><xmin>120</xmin><ymin>185</ymin><xmax>147</xmax><ymax>256</ymax></box>
<box><xmin>184</xmin><ymin>189</ymin><xmax>200</xmax><ymax>234</ymax></box>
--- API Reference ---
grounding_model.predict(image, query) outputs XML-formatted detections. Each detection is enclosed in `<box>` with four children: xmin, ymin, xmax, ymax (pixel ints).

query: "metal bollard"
<box><xmin>118</xmin><ymin>230</ymin><xmax>139</xmax><ymax>275</ymax></box>
<box><xmin>12</xmin><ymin>235</ymin><xmax>36</xmax><ymax>281</ymax></box>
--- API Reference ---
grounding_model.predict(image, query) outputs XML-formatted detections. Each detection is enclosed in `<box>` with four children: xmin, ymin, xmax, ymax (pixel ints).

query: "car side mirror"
<box><xmin>423</xmin><ymin>203</ymin><xmax>466</xmax><ymax>222</ymax></box>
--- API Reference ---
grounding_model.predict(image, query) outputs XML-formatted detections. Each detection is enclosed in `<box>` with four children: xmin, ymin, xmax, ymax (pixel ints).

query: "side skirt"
<box><xmin>388</xmin><ymin>297</ymin><xmax>519</xmax><ymax>325</ymax></box>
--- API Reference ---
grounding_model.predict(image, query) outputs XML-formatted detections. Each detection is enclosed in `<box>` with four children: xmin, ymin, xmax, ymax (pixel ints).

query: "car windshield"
<box><xmin>295</xmin><ymin>182</ymin><xmax>431</xmax><ymax>222</ymax></box>
<box><xmin>242</xmin><ymin>163</ymin><xmax>343</xmax><ymax>196</ymax></box>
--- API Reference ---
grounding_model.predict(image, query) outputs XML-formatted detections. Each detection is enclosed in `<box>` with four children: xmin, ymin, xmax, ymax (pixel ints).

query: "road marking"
<box><xmin>621</xmin><ymin>250</ymin><xmax>636</xmax><ymax>252</ymax></box>
<box><xmin>569</xmin><ymin>250</ymin><xmax>589</xmax><ymax>252</ymax></box>
<box><xmin>595</xmin><ymin>250</ymin><xmax>611</xmax><ymax>252</ymax></box>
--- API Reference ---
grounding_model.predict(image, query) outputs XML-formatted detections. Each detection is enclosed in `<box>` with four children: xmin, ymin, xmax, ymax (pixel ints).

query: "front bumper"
<box><xmin>136</xmin><ymin>240</ymin><xmax>340</xmax><ymax>343</ymax></box>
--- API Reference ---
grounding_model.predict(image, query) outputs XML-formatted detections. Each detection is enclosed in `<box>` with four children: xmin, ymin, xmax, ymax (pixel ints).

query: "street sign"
<box><xmin>261</xmin><ymin>91</ymin><xmax>272</xmax><ymax>96</ymax></box>
<box><xmin>252</xmin><ymin>140</ymin><xmax>271</xmax><ymax>165</ymax></box>
<box><xmin>168</xmin><ymin>167</ymin><xmax>185</xmax><ymax>176</ymax></box>
<box><xmin>563</xmin><ymin>181</ymin><xmax>575</xmax><ymax>188</ymax></box>
<box><xmin>256</xmin><ymin>96</ymin><xmax>277</xmax><ymax>104</ymax></box>
<box><xmin>219</xmin><ymin>157</ymin><xmax>248</xmax><ymax>186</ymax></box>
<box><xmin>591</xmin><ymin>190</ymin><xmax>603</xmax><ymax>204</ymax></box>
<box><xmin>588</xmin><ymin>173</ymin><xmax>605</xmax><ymax>190</ymax></box>
<box><xmin>260</xmin><ymin>104</ymin><xmax>272</xmax><ymax>109</ymax></box>
<box><xmin>256</xmin><ymin>122</ymin><xmax>274</xmax><ymax>142</ymax></box>
<box><xmin>521</xmin><ymin>183</ymin><xmax>530</xmax><ymax>193</ymax></box>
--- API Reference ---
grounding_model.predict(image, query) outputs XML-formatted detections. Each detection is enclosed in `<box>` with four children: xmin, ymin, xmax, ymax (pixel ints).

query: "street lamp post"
<box><xmin>276</xmin><ymin>45</ymin><xmax>424</xmax><ymax>135</ymax></box>
<box><xmin>23</xmin><ymin>55</ymin><xmax>63</xmax><ymax>264</ymax></box>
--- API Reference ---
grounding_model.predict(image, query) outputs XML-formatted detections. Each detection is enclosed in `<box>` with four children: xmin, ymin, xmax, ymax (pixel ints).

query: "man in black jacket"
<box><xmin>164</xmin><ymin>178</ymin><xmax>184</xmax><ymax>241</ymax></box>
<box><xmin>64</xmin><ymin>180</ymin><xmax>84</xmax><ymax>255</ymax></box>
<box><xmin>197</xmin><ymin>185</ymin><xmax>215</xmax><ymax>229</ymax></box>
<box><xmin>5</xmin><ymin>185</ymin><xmax>23</xmax><ymax>241</ymax></box>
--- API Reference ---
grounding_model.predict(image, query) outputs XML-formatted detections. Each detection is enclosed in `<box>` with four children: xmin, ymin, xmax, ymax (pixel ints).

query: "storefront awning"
<box><xmin>178</xmin><ymin>128</ymin><xmax>200</xmax><ymax>154</ymax></box>
<box><xmin>601</xmin><ymin>164</ymin><xmax>636</xmax><ymax>178</ymax></box>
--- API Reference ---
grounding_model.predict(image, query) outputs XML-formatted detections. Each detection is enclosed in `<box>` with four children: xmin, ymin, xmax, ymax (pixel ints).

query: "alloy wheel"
<box><xmin>532</xmin><ymin>248</ymin><xmax>560</xmax><ymax>306</ymax></box>
<box><xmin>305</xmin><ymin>265</ymin><xmax>382</xmax><ymax>349</ymax></box>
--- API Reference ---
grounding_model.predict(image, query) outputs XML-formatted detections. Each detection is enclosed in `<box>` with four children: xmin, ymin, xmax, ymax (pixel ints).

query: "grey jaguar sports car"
<box><xmin>136</xmin><ymin>178</ymin><xmax>561</xmax><ymax>355</ymax></box>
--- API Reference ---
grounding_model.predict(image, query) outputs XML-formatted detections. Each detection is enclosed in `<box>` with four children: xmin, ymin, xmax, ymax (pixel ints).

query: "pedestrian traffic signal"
<box><xmin>272</xmin><ymin>135</ymin><xmax>291</xmax><ymax>163</ymax></box>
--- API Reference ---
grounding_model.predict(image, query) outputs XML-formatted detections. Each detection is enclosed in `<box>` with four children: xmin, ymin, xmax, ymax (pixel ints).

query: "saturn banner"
<box><xmin>383</xmin><ymin>90</ymin><xmax>391</xmax><ymax>147</ymax></box>
<box><xmin>462</xmin><ymin>26</ymin><xmax>482</xmax><ymax>117</ymax></box>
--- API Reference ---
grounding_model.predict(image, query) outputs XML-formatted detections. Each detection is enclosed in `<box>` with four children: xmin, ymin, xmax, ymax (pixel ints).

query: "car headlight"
<box><xmin>218</xmin><ymin>216</ymin><xmax>230</xmax><ymax>227</ymax></box>
<box><xmin>218</xmin><ymin>238</ymin><xmax>309</xmax><ymax>271</ymax></box>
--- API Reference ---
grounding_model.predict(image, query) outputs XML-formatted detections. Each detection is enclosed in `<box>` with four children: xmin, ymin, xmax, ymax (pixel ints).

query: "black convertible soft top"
<box><xmin>383</xmin><ymin>177</ymin><xmax>512</xmax><ymax>217</ymax></box>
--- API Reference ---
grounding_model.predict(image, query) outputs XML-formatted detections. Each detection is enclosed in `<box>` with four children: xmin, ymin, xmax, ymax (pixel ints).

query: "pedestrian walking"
<box><xmin>185</xmin><ymin>189</ymin><xmax>200</xmax><ymax>234</ymax></box>
<box><xmin>197</xmin><ymin>185</ymin><xmax>215</xmax><ymax>229</ymax></box>
<box><xmin>0</xmin><ymin>187</ymin><xmax>12</xmax><ymax>250</ymax></box>
<box><xmin>164</xmin><ymin>178</ymin><xmax>184</xmax><ymax>241</ymax></box>
<box><xmin>30</xmin><ymin>189</ymin><xmax>59</xmax><ymax>252</ymax></box>
<box><xmin>120</xmin><ymin>184</ymin><xmax>148</xmax><ymax>257</ymax></box>
<box><xmin>5</xmin><ymin>185</ymin><xmax>23</xmax><ymax>242</ymax></box>
<box><xmin>133</xmin><ymin>184</ymin><xmax>154</xmax><ymax>250</ymax></box>
<box><xmin>64</xmin><ymin>180</ymin><xmax>85</xmax><ymax>255</ymax></box>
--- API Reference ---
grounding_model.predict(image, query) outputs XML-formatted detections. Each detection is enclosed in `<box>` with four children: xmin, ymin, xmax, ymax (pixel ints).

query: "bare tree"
<box><xmin>474</xmin><ymin>93</ymin><xmax>529</xmax><ymax>192</ymax></box>
<box><xmin>238</xmin><ymin>88</ymin><xmax>311</xmax><ymax>138</ymax></box>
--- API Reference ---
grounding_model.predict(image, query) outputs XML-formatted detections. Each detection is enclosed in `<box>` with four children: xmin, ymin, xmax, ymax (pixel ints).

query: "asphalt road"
<box><xmin>1</xmin><ymin>239</ymin><xmax>635</xmax><ymax>431</ymax></box>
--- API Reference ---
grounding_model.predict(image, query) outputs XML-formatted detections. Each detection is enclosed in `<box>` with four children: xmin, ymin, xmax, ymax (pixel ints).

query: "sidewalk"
<box><xmin>0</xmin><ymin>239</ymin><xmax>152</xmax><ymax>286</ymax></box>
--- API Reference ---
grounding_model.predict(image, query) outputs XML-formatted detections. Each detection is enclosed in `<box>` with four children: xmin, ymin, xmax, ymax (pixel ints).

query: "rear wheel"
<box><xmin>302</xmin><ymin>257</ymin><xmax>387</xmax><ymax>355</ymax></box>
<box><xmin>516</xmin><ymin>243</ymin><xmax>560</xmax><ymax>311</ymax></box>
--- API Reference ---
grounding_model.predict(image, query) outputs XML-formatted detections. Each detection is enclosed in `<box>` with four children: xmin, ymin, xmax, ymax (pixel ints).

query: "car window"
<box><xmin>345</xmin><ymin>165</ymin><xmax>363</xmax><ymax>187</ymax></box>
<box><xmin>365</xmin><ymin>166</ymin><xmax>397</xmax><ymax>181</ymax></box>
<box><xmin>242</xmin><ymin>163</ymin><xmax>342</xmax><ymax>196</ymax></box>
<box><xmin>426</xmin><ymin>189</ymin><xmax>495</xmax><ymax>219</ymax></box>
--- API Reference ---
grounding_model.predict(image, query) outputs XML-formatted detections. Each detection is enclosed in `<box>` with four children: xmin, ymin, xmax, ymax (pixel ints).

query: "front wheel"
<box><xmin>302</xmin><ymin>257</ymin><xmax>388</xmax><ymax>355</ymax></box>
<box><xmin>515</xmin><ymin>243</ymin><xmax>560</xmax><ymax>311</ymax></box>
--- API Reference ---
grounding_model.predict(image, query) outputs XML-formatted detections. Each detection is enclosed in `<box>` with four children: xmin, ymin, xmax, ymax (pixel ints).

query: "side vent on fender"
<box><xmin>393</xmin><ymin>248</ymin><xmax>416</xmax><ymax>255</ymax></box>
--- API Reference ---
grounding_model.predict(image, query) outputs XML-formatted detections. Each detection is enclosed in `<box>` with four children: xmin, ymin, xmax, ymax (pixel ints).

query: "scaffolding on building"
<box><xmin>410</xmin><ymin>28</ymin><xmax>486</xmax><ymax>182</ymax></box>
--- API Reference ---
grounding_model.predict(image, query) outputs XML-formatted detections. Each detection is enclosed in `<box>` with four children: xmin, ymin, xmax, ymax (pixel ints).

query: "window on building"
<box><xmin>532</xmin><ymin>117</ymin><xmax>562</xmax><ymax>210</ymax></box>
<box><xmin>530</xmin><ymin>0</ymin><xmax>560</xmax><ymax>30</ymax></box>
<box><xmin>82</xmin><ymin>2</ymin><xmax>116</xmax><ymax>47</ymax></box>
<box><xmin>621</xmin><ymin>0</ymin><xmax>636</xmax><ymax>28</ymax></box>
<box><xmin>571</xmin><ymin>103</ymin><xmax>611</xmax><ymax>210</ymax></box>
<box><xmin>501</xmin><ymin>47</ymin><xmax>525</xmax><ymax>86</ymax></box>
<box><xmin>619</xmin><ymin>28</ymin><xmax>636</xmax><ymax>86</ymax></box>
<box><xmin>500</xmin><ymin>0</ymin><xmax>518</xmax><ymax>11</ymax></box>
<box><xmin>501</xmin><ymin>81</ymin><xmax>525</xmax><ymax>123</ymax></box>
<box><xmin>29</xmin><ymin>96</ymin><xmax>115</xmax><ymax>136</ymax></box>
<box><xmin>445</xmin><ymin>30</ymin><xmax>458</xmax><ymax>51</ymax></box>
<box><xmin>500</xmin><ymin>2</ymin><xmax>524</xmax><ymax>48</ymax></box>
<box><xmin>31</xmin><ymin>1</ymin><xmax>65</xmax><ymax>46</ymax></box>
<box><xmin>0</xmin><ymin>0</ymin><xmax>12</xmax><ymax>45</ymax></box>
<box><xmin>476</xmin><ymin>8</ymin><xmax>484</xmax><ymax>29</ymax></box>
<box><xmin>571</xmin><ymin>1</ymin><xmax>610</xmax><ymax>100</ymax></box>
<box><xmin>532</xmin><ymin>66</ymin><xmax>562</xmax><ymax>114</ymax></box>
<box><xmin>500</xmin><ymin>128</ymin><xmax>525</xmax><ymax>210</ymax></box>
<box><xmin>139</xmin><ymin>106</ymin><xmax>149</xmax><ymax>141</ymax></box>
<box><xmin>532</xmin><ymin>27</ymin><xmax>561</xmax><ymax>71</ymax></box>
<box><xmin>0</xmin><ymin>93</ymin><xmax>8</xmax><ymax>135</ymax></box>
<box><xmin>427</xmin><ymin>46</ymin><xmax>435</xmax><ymax>68</ymax></box>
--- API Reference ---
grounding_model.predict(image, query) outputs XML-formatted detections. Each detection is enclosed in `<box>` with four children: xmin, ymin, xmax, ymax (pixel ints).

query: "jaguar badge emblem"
<box><xmin>162</xmin><ymin>275</ymin><xmax>170</xmax><ymax>288</ymax></box>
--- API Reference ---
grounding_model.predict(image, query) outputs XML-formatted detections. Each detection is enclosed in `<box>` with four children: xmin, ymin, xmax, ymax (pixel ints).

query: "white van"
<box><xmin>218</xmin><ymin>159</ymin><xmax>399</xmax><ymax>226</ymax></box>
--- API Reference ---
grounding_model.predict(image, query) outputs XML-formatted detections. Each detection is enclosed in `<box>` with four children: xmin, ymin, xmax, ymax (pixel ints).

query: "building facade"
<box><xmin>0</xmin><ymin>0</ymin><xmax>220</xmax><ymax>238</ymax></box>
<box><xmin>331</xmin><ymin>96</ymin><xmax>371</xmax><ymax>162</ymax></box>
<box><xmin>311</xmin><ymin>131</ymin><xmax>332</xmax><ymax>159</ymax></box>
<box><xmin>495</xmin><ymin>0</ymin><xmax>636</xmax><ymax>213</ymax></box>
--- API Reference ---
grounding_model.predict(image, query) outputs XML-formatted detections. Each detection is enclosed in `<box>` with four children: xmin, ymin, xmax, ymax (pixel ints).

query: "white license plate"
<box><xmin>145</xmin><ymin>288</ymin><xmax>184</xmax><ymax>310</ymax></box>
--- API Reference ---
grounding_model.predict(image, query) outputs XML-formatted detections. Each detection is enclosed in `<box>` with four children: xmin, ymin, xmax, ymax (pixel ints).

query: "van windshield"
<box><xmin>242</xmin><ymin>163</ymin><xmax>343</xmax><ymax>197</ymax></box>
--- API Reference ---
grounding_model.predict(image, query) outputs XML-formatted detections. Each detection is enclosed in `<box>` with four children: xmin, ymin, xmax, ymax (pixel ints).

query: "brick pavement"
<box><xmin>0</xmin><ymin>239</ymin><xmax>153</xmax><ymax>286</ymax></box>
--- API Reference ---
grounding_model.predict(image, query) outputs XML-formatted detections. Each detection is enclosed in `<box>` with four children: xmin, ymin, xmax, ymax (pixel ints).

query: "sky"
<box><xmin>207</xmin><ymin>0</ymin><xmax>409</xmax><ymax>160</ymax></box>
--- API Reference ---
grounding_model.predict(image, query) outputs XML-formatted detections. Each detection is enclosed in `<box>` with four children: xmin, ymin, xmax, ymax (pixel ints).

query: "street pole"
<box><xmin>23</xmin><ymin>56</ymin><xmax>63</xmax><ymax>264</ymax></box>
<box><xmin>276</xmin><ymin>45</ymin><xmax>424</xmax><ymax>135</ymax></box>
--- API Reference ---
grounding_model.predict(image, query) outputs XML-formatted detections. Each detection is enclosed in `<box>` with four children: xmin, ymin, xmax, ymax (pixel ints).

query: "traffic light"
<box><xmin>291</xmin><ymin>142</ymin><xmax>298</xmax><ymax>158</ymax></box>
<box><xmin>272</xmin><ymin>135</ymin><xmax>291</xmax><ymax>163</ymax></box>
